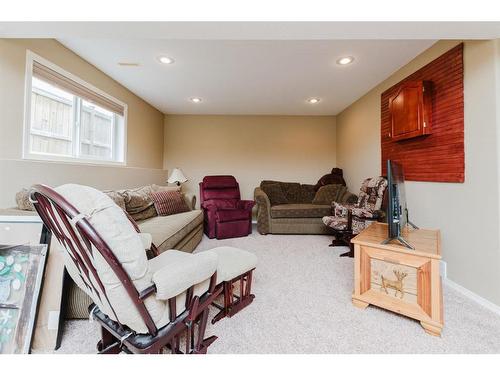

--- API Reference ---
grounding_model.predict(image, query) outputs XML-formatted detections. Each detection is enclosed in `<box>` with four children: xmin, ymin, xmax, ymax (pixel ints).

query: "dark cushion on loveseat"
<box><xmin>260</xmin><ymin>181</ymin><xmax>318</xmax><ymax>204</ymax></box>
<box><xmin>260</xmin><ymin>182</ymin><xmax>288</xmax><ymax>205</ymax></box>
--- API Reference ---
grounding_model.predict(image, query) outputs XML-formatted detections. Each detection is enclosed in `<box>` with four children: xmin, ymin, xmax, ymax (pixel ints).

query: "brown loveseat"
<box><xmin>254</xmin><ymin>180</ymin><xmax>357</xmax><ymax>235</ymax></box>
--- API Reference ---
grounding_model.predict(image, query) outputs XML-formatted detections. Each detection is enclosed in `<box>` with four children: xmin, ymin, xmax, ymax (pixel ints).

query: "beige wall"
<box><xmin>0</xmin><ymin>39</ymin><xmax>166</xmax><ymax>207</ymax></box>
<box><xmin>164</xmin><ymin>115</ymin><xmax>337</xmax><ymax>203</ymax></box>
<box><xmin>336</xmin><ymin>40</ymin><xmax>500</xmax><ymax>305</ymax></box>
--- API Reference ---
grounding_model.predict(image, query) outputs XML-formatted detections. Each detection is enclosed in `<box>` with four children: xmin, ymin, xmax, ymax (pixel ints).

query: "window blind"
<box><xmin>32</xmin><ymin>61</ymin><xmax>125</xmax><ymax>116</ymax></box>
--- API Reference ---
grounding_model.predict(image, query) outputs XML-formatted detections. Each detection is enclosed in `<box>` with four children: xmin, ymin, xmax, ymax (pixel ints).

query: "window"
<box><xmin>24</xmin><ymin>51</ymin><xmax>127</xmax><ymax>165</ymax></box>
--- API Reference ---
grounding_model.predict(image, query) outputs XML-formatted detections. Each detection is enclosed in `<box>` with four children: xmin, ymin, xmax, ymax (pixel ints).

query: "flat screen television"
<box><xmin>382</xmin><ymin>160</ymin><xmax>417</xmax><ymax>249</ymax></box>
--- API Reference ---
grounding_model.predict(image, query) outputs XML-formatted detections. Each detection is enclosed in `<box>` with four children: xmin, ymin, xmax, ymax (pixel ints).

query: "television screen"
<box><xmin>385</xmin><ymin>160</ymin><xmax>413</xmax><ymax>248</ymax></box>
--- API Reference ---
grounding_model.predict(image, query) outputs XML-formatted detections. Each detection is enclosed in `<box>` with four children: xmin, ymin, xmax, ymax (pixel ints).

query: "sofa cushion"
<box><xmin>216</xmin><ymin>208</ymin><xmax>251</xmax><ymax>223</ymax></box>
<box><xmin>150</xmin><ymin>191</ymin><xmax>189</xmax><ymax>216</ymax></box>
<box><xmin>312</xmin><ymin>184</ymin><xmax>347</xmax><ymax>205</ymax></box>
<box><xmin>260</xmin><ymin>183</ymin><xmax>288</xmax><ymax>205</ymax></box>
<box><xmin>103</xmin><ymin>190</ymin><xmax>127</xmax><ymax>211</ymax></box>
<box><xmin>138</xmin><ymin>210</ymin><xmax>203</xmax><ymax>252</ymax></box>
<box><xmin>120</xmin><ymin>185</ymin><xmax>156</xmax><ymax>221</ymax></box>
<box><xmin>299</xmin><ymin>184</ymin><xmax>317</xmax><ymax>203</ymax></box>
<box><xmin>15</xmin><ymin>188</ymin><xmax>36</xmax><ymax>211</ymax></box>
<box><xmin>270</xmin><ymin>203</ymin><xmax>332</xmax><ymax>218</ymax></box>
<box><xmin>280</xmin><ymin>182</ymin><xmax>302</xmax><ymax>203</ymax></box>
<box><xmin>120</xmin><ymin>185</ymin><xmax>180</xmax><ymax>221</ymax></box>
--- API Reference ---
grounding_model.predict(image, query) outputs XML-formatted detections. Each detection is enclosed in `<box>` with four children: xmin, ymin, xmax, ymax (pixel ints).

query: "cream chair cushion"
<box><xmin>152</xmin><ymin>251</ymin><xmax>217</xmax><ymax>300</ymax></box>
<box><xmin>54</xmin><ymin>184</ymin><xmax>215</xmax><ymax>333</ymax></box>
<box><xmin>208</xmin><ymin>247</ymin><xmax>258</xmax><ymax>282</ymax></box>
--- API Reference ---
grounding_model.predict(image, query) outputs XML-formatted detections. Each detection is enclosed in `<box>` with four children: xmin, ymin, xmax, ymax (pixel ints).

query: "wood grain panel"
<box><xmin>381</xmin><ymin>43</ymin><xmax>464</xmax><ymax>182</ymax></box>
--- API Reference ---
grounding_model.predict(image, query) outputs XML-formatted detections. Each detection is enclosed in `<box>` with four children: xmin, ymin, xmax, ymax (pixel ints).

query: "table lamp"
<box><xmin>167</xmin><ymin>168</ymin><xmax>188</xmax><ymax>186</ymax></box>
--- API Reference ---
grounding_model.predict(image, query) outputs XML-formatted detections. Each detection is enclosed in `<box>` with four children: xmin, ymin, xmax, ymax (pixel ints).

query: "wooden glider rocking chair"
<box><xmin>31</xmin><ymin>184</ymin><xmax>222</xmax><ymax>354</ymax></box>
<box><xmin>322</xmin><ymin>176</ymin><xmax>388</xmax><ymax>258</ymax></box>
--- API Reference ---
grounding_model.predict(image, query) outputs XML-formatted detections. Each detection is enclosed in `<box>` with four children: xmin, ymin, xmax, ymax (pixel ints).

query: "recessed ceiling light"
<box><xmin>307</xmin><ymin>98</ymin><xmax>320</xmax><ymax>104</ymax></box>
<box><xmin>336</xmin><ymin>56</ymin><xmax>354</xmax><ymax>65</ymax></box>
<box><xmin>158</xmin><ymin>56</ymin><xmax>174</xmax><ymax>64</ymax></box>
<box><xmin>190</xmin><ymin>97</ymin><xmax>202</xmax><ymax>103</ymax></box>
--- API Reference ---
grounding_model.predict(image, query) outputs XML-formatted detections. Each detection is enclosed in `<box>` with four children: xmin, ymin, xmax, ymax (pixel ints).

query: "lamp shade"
<box><xmin>167</xmin><ymin>168</ymin><xmax>188</xmax><ymax>184</ymax></box>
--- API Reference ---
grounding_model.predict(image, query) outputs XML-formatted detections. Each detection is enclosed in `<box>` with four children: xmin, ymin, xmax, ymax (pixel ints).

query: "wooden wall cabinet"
<box><xmin>388</xmin><ymin>80</ymin><xmax>432</xmax><ymax>141</ymax></box>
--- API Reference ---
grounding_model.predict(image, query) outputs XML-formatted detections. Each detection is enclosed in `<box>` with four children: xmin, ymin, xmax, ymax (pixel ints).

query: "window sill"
<box><xmin>22</xmin><ymin>153</ymin><xmax>127</xmax><ymax>168</ymax></box>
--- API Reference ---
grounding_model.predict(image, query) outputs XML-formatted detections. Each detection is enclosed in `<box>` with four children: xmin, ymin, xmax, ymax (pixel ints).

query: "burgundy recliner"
<box><xmin>199</xmin><ymin>175</ymin><xmax>255</xmax><ymax>239</ymax></box>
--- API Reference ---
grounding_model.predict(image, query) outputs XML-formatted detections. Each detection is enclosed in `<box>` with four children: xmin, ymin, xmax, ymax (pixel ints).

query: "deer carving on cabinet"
<box><xmin>381</xmin><ymin>270</ymin><xmax>407</xmax><ymax>299</ymax></box>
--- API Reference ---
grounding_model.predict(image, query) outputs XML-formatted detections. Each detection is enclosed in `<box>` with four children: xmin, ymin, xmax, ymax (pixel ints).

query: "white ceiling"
<box><xmin>58</xmin><ymin>39</ymin><xmax>435</xmax><ymax>115</ymax></box>
<box><xmin>5</xmin><ymin>22</ymin><xmax>498</xmax><ymax>115</ymax></box>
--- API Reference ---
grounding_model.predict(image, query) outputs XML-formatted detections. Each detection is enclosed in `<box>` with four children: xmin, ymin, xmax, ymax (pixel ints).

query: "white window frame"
<box><xmin>23</xmin><ymin>50</ymin><xmax>128</xmax><ymax>167</ymax></box>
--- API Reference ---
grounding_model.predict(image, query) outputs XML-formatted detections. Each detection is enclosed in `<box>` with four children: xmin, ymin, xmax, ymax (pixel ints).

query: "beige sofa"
<box><xmin>254</xmin><ymin>180</ymin><xmax>357</xmax><ymax>235</ymax></box>
<box><xmin>137</xmin><ymin>209</ymin><xmax>203</xmax><ymax>253</ymax></box>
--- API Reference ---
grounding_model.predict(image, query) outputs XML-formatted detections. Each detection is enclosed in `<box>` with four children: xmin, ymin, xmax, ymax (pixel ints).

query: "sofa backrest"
<box><xmin>260</xmin><ymin>180</ymin><xmax>316</xmax><ymax>204</ymax></box>
<box><xmin>199</xmin><ymin>175</ymin><xmax>241</xmax><ymax>204</ymax></box>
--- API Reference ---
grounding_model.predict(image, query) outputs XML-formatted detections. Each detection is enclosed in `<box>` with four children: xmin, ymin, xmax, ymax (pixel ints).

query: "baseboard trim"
<box><xmin>444</xmin><ymin>278</ymin><xmax>500</xmax><ymax>316</ymax></box>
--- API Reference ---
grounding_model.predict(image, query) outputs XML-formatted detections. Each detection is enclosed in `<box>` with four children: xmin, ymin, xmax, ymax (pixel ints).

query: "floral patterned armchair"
<box><xmin>322</xmin><ymin>176</ymin><xmax>388</xmax><ymax>257</ymax></box>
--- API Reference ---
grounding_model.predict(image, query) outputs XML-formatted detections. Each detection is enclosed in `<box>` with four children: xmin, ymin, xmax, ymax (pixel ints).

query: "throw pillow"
<box><xmin>280</xmin><ymin>182</ymin><xmax>302</xmax><ymax>203</ymax></box>
<box><xmin>103</xmin><ymin>190</ymin><xmax>127</xmax><ymax>211</ymax></box>
<box><xmin>150</xmin><ymin>191</ymin><xmax>190</xmax><ymax>216</ymax></box>
<box><xmin>312</xmin><ymin>184</ymin><xmax>346</xmax><ymax>205</ymax></box>
<box><xmin>261</xmin><ymin>183</ymin><xmax>288</xmax><ymax>206</ymax></box>
<box><xmin>151</xmin><ymin>184</ymin><xmax>181</xmax><ymax>193</ymax></box>
<box><xmin>15</xmin><ymin>188</ymin><xmax>35</xmax><ymax>211</ymax></box>
<box><xmin>299</xmin><ymin>184</ymin><xmax>317</xmax><ymax>203</ymax></box>
<box><xmin>121</xmin><ymin>185</ymin><xmax>157</xmax><ymax>221</ymax></box>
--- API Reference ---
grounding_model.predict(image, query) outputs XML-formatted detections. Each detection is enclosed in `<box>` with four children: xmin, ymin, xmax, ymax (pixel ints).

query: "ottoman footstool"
<box><xmin>209</xmin><ymin>246</ymin><xmax>257</xmax><ymax>324</ymax></box>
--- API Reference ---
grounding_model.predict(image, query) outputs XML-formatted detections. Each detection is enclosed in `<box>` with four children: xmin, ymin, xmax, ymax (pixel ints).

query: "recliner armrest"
<box><xmin>237</xmin><ymin>200</ymin><xmax>255</xmax><ymax>211</ymax></box>
<box><xmin>201</xmin><ymin>201</ymin><xmax>217</xmax><ymax>211</ymax></box>
<box><xmin>152</xmin><ymin>251</ymin><xmax>218</xmax><ymax>300</ymax></box>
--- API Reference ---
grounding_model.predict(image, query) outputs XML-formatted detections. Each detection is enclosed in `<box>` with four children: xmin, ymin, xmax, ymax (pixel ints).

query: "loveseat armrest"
<box><xmin>254</xmin><ymin>187</ymin><xmax>271</xmax><ymax>234</ymax></box>
<box><xmin>152</xmin><ymin>251</ymin><xmax>218</xmax><ymax>300</ymax></box>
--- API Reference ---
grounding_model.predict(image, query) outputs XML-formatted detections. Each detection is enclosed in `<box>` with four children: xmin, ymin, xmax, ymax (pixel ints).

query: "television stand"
<box><xmin>381</xmin><ymin>235</ymin><xmax>414</xmax><ymax>250</ymax></box>
<box><xmin>381</xmin><ymin>222</ymin><xmax>419</xmax><ymax>249</ymax></box>
<box><xmin>351</xmin><ymin>223</ymin><xmax>443</xmax><ymax>336</ymax></box>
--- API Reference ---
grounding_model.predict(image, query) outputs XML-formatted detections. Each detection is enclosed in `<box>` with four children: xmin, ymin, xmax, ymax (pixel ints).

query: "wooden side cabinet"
<box><xmin>351</xmin><ymin>223</ymin><xmax>443</xmax><ymax>337</ymax></box>
<box><xmin>388</xmin><ymin>80</ymin><xmax>433</xmax><ymax>141</ymax></box>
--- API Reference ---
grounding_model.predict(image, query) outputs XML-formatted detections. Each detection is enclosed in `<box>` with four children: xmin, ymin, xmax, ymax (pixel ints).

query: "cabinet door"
<box><xmin>389</xmin><ymin>82</ymin><xmax>423</xmax><ymax>141</ymax></box>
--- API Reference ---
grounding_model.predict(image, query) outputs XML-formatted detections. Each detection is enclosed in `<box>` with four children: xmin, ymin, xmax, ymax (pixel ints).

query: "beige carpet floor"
<box><xmin>45</xmin><ymin>229</ymin><xmax>500</xmax><ymax>354</ymax></box>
